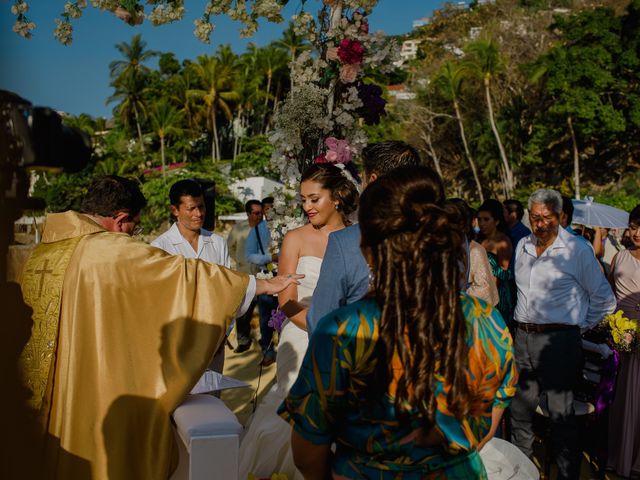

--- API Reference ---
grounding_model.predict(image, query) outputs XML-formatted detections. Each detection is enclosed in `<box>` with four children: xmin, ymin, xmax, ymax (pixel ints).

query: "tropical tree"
<box><xmin>433</xmin><ymin>61</ymin><xmax>484</xmax><ymax>202</ymax></box>
<box><xmin>109</xmin><ymin>34</ymin><xmax>158</xmax><ymax>79</ymax></box>
<box><xmin>107</xmin><ymin>72</ymin><xmax>149</xmax><ymax>153</ymax></box>
<box><xmin>526</xmin><ymin>7</ymin><xmax>630</xmax><ymax>198</ymax></box>
<box><xmin>108</xmin><ymin>34</ymin><xmax>158</xmax><ymax>153</ymax></box>
<box><xmin>149</xmin><ymin>99</ymin><xmax>184</xmax><ymax>177</ymax></box>
<box><xmin>274</xmin><ymin>22</ymin><xmax>310</xmax><ymax>89</ymax></box>
<box><xmin>188</xmin><ymin>55</ymin><xmax>238</xmax><ymax>162</ymax></box>
<box><xmin>232</xmin><ymin>58</ymin><xmax>266</xmax><ymax>160</ymax></box>
<box><xmin>256</xmin><ymin>44</ymin><xmax>288</xmax><ymax>133</ymax></box>
<box><xmin>465</xmin><ymin>39</ymin><xmax>514</xmax><ymax>197</ymax></box>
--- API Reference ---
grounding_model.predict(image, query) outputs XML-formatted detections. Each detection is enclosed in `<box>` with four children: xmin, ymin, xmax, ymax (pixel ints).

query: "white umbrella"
<box><xmin>572</xmin><ymin>197</ymin><xmax>629</xmax><ymax>228</ymax></box>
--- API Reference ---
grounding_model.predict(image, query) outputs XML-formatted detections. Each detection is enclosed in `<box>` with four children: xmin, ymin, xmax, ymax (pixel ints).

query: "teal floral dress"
<box><xmin>278</xmin><ymin>294</ymin><xmax>518</xmax><ymax>479</ymax></box>
<box><xmin>486</xmin><ymin>251</ymin><xmax>515</xmax><ymax>325</ymax></box>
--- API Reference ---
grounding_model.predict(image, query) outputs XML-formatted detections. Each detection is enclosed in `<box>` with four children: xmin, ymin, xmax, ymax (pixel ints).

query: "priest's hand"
<box><xmin>255</xmin><ymin>274</ymin><xmax>304</xmax><ymax>296</ymax></box>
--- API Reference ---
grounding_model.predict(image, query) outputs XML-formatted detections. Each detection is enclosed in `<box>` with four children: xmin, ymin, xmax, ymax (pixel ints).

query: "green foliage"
<box><xmin>232</xmin><ymin>135</ymin><xmax>277</xmax><ymax>177</ymax></box>
<box><xmin>595</xmin><ymin>172</ymin><xmax>640</xmax><ymax>211</ymax></box>
<box><xmin>362</xmin><ymin>114</ymin><xmax>404</xmax><ymax>144</ymax></box>
<box><xmin>31</xmin><ymin>168</ymin><xmax>94</xmax><ymax>213</ymax></box>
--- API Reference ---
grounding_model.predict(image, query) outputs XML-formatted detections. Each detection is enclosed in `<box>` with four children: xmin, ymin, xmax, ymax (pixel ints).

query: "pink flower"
<box><xmin>339</xmin><ymin>63</ymin><xmax>360</xmax><ymax>83</ymax></box>
<box><xmin>324</xmin><ymin>137</ymin><xmax>352</xmax><ymax>164</ymax></box>
<box><xmin>623</xmin><ymin>331</ymin><xmax>634</xmax><ymax>344</ymax></box>
<box><xmin>337</xmin><ymin>39</ymin><xmax>365</xmax><ymax>65</ymax></box>
<box><xmin>327</xmin><ymin>46</ymin><xmax>339</xmax><ymax>61</ymax></box>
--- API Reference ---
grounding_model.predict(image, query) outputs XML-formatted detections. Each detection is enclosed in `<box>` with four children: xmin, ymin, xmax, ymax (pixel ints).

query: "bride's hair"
<box><xmin>358</xmin><ymin>165</ymin><xmax>471</xmax><ymax>426</ymax></box>
<box><xmin>301</xmin><ymin>164</ymin><xmax>359</xmax><ymax>223</ymax></box>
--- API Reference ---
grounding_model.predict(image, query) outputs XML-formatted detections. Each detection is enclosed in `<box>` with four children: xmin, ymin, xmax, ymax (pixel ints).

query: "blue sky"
<box><xmin>0</xmin><ymin>1</ymin><xmax>442</xmax><ymax>118</ymax></box>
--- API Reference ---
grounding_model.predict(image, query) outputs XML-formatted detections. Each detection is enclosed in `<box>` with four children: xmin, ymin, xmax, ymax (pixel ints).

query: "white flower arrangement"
<box><xmin>264</xmin><ymin>1</ymin><xmax>397</xmax><ymax>252</ymax></box>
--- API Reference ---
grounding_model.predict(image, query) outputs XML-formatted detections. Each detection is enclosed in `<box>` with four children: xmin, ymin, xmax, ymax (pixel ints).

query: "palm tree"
<box><xmin>188</xmin><ymin>55</ymin><xmax>238</xmax><ymax>162</ymax></box>
<box><xmin>109</xmin><ymin>34</ymin><xmax>158</xmax><ymax>80</ymax></box>
<box><xmin>149</xmin><ymin>99</ymin><xmax>183</xmax><ymax>177</ymax></box>
<box><xmin>433</xmin><ymin>61</ymin><xmax>484</xmax><ymax>202</ymax></box>
<box><xmin>465</xmin><ymin>39</ymin><xmax>514</xmax><ymax>197</ymax></box>
<box><xmin>107</xmin><ymin>72</ymin><xmax>148</xmax><ymax>152</ymax></box>
<box><xmin>169</xmin><ymin>70</ymin><xmax>197</xmax><ymax>132</ymax></box>
<box><xmin>274</xmin><ymin>22</ymin><xmax>310</xmax><ymax>89</ymax></box>
<box><xmin>254</xmin><ymin>45</ymin><xmax>288</xmax><ymax>132</ymax></box>
<box><xmin>108</xmin><ymin>34</ymin><xmax>158</xmax><ymax>153</ymax></box>
<box><xmin>232</xmin><ymin>60</ymin><xmax>265</xmax><ymax>160</ymax></box>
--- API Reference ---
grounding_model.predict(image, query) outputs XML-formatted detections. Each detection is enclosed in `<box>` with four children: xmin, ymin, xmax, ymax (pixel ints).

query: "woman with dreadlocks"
<box><xmin>278</xmin><ymin>165</ymin><xmax>518</xmax><ymax>479</ymax></box>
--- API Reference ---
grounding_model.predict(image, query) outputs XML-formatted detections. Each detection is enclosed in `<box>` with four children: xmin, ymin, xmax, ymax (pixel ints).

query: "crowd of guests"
<box><xmin>15</xmin><ymin>140</ymin><xmax>640</xmax><ymax>480</ymax></box>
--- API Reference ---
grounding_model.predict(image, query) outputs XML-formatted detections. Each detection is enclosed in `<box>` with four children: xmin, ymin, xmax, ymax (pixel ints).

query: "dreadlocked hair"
<box><xmin>359</xmin><ymin>165</ymin><xmax>471</xmax><ymax>427</ymax></box>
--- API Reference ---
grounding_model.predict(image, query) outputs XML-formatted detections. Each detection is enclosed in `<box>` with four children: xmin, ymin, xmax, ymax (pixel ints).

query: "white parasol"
<box><xmin>572</xmin><ymin>197</ymin><xmax>629</xmax><ymax>228</ymax></box>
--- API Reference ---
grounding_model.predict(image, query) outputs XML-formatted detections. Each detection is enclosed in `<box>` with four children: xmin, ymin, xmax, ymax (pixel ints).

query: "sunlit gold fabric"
<box><xmin>20</xmin><ymin>234</ymin><xmax>82</xmax><ymax>412</ymax></box>
<box><xmin>19</xmin><ymin>211</ymin><xmax>249</xmax><ymax>479</ymax></box>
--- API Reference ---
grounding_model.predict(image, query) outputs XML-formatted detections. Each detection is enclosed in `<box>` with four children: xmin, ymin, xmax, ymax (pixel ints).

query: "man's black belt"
<box><xmin>516</xmin><ymin>322</ymin><xmax>579</xmax><ymax>333</ymax></box>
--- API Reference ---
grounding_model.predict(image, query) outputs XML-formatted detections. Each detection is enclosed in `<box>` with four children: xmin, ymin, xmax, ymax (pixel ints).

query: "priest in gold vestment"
<box><xmin>18</xmin><ymin>176</ymin><xmax>300</xmax><ymax>479</ymax></box>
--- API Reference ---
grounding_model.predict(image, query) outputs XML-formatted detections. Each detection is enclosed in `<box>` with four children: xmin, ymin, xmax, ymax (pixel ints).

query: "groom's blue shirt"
<box><xmin>307</xmin><ymin>224</ymin><xmax>370</xmax><ymax>335</ymax></box>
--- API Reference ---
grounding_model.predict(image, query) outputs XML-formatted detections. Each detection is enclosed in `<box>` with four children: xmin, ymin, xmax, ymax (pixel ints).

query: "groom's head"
<box><xmin>361</xmin><ymin>141</ymin><xmax>422</xmax><ymax>188</ymax></box>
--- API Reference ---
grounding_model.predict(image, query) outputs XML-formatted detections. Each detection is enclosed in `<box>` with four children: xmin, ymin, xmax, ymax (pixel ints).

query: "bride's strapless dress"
<box><xmin>238</xmin><ymin>256</ymin><xmax>322</xmax><ymax>480</ymax></box>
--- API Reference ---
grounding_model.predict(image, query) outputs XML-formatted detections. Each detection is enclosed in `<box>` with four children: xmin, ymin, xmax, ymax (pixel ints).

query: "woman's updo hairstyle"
<box><xmin>359</xmin><ymin>165</ymin><xmax>448</xmax><ymax>252</ymax></box>
<box><xmin>301</xmin><ymin>164</ymin><xmax>359</xmax><ymax>220</ymax></box>
<box><xmin>359</xmin><ymin>165</ymin><xmax>471</xmax><ymax>427</ymax></box>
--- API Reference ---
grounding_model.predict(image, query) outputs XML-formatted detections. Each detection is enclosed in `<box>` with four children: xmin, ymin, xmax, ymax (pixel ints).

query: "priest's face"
<box><xmin>172</xmin><ymin>195</ymin><xmax>205</xmax><ymax>232</ymax></box>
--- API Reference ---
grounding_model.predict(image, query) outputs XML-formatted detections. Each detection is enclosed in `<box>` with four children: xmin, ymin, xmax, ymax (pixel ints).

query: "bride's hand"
<box><xmin>255</xmin><ymin>274</ymin><xmax>304</xmax><ymax>296</ymax></box>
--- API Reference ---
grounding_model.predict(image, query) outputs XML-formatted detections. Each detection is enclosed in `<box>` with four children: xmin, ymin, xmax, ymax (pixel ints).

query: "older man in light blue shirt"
<box><xmin>510</xmin><ymin>188</ymin><xmax>615</xmax><ymax>480</ymax></box>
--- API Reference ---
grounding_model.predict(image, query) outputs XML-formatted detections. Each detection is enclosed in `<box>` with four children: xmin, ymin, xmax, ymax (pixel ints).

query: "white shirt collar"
<box><xmin>523</xmin><ymin>225</ymin><xmax>568</xmax><ymax>256</ymax></box>
<box><xmin>166</xmin><ymin>222</ymin><xmax>212</xmax><ymax>246</ymax></box>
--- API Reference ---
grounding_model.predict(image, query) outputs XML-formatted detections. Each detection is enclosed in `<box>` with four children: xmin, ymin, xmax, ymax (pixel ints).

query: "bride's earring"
<box><xmin>334</xmin><ymin>203</ymin><xmax>340</xmax><ymax>210</ymax></box>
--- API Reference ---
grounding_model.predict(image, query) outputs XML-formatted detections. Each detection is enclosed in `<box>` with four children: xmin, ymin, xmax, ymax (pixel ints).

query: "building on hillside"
<box><xmin>387</xmin><ymin>84</ymin><xmax>417</xmax><ymax>101</ymax></box>
<box><xmin>412</xmin><ymin>17</ymin><xmax>430</xmax><ymax>29</ymax></box>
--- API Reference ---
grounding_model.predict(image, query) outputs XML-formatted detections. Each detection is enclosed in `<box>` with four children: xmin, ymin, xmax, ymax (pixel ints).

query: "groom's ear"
<box><xmin>363</xmin><ymin>172</ymin><xmax>377</xmax><ymax>188</ymax></box>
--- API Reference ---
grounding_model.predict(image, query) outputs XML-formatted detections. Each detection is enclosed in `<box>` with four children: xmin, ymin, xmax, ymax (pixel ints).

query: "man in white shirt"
<box><xmin>152</xmin><ymin>179</ymin><xmax>231</xmax><ymax>372</ymax></box>
<box><xmin>511</xmin><ymin>188</ymin><xmax>616</xmax><ymax>480</ymax></box>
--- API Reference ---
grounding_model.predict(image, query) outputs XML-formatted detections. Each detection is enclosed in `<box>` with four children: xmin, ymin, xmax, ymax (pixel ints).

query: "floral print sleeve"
<box><xmin>278</xmin><ymin>300</ymin><xmax>379</xmax><ymax>445</ymax></box>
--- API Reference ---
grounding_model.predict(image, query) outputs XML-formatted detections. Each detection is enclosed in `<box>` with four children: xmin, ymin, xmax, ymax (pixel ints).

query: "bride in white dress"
<box><xmin>239</xmin><ymin>163</ymin><xmax>360</xmax><ymax>479</ymax></box>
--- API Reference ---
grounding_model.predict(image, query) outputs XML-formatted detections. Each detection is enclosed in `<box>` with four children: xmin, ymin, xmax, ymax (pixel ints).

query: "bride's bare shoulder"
<box><xmin>285</xmin><ymin>223</ymin><xmax>313</xmax><ymax>239</ymax></box>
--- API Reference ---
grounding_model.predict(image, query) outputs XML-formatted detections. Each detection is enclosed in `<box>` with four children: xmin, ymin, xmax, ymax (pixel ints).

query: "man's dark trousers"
<box><xmin>257</xmin><ymin>294</ymin><xmax>278</xmax><ymax>359</ymax></box>
<box><xmin>235</xmin><ymin>299</ymin><xmax>256</xmax><ymax>348</ymax></box>
<box><xmin>510</xmin><ymin>326</ymin><xmax>583</xmax><ymax>480</ymax></box>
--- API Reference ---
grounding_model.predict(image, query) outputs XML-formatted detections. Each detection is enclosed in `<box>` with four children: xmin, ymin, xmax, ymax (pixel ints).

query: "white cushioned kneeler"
<box><xmin>171</xmin><ymin>394</ymin><xmax>243</xmax><ymax>480</ymax></box>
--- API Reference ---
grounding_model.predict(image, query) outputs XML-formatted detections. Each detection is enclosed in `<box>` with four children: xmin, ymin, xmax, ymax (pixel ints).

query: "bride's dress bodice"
<box><xmin>295</xmin><ymin>256</ymin><xmax>322</xmax><ymax>305</ymax></box>
<box><xmin>276</xmin><ymin>256</ymin><xmax>322</xmax><ymax>394</ymax></box>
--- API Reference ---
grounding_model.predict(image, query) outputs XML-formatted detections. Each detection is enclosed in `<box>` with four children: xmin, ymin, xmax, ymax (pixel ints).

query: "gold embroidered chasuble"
<box><xmin>19</xmin><ymin>211</ymin><xmax>249</xmax><ymax>479</ymax></box>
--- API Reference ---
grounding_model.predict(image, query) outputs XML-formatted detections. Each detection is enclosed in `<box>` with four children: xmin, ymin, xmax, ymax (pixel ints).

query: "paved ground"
<box><xmin>221</xmin><ymin>317</ymin><xmax>276</xmax><ymax>426</ymax></box>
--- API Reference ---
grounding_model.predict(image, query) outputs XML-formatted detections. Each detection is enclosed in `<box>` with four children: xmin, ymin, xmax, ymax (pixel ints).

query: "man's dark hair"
<box><xmin>245</xmin><ymin>199</ymin><xmax>262</xmax><ymax>214</ymax></box>
<box><xmin>81</xmin><ymin>175</ymin><xmax>147</xmax><ymax>217</ymax></box>
<box><xmin>169</xmin><ymin>179</ymin><xmax>204</xmax><ymax>207</ymax></box>
<box><xmin>261</xmin><ymin>196</ymin><xmax>274</xmax><ymax>206</ymax></box>
<box><xmin>562</xmin><ymin>196</ymin><xmax>574</xmax><ymax>225</ymax></box>
<box><xmin>362</xmin><ymin>141</ymin><xmax>422</xmax><ymax>178</ymax></box>
<box><xmin>504</xmin><ymin>199</ymin><xmax>525</xmax><ymax>221</ymax></box>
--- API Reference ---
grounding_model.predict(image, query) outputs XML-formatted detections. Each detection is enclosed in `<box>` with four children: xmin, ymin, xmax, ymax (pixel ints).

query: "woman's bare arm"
<box><xmin>277</xmin><ymin>230</ymin><xmax>308</xmax><ymax>330</ymax></box>
<box><xmin>291</xmin><ymin>430</ymin><xmax>331</xmax><ymax>480</ymax></box>
<box><xmin>496</xmin><ymin>236</ymin><xmax>513</xmax><ymax>272</ymax></box>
